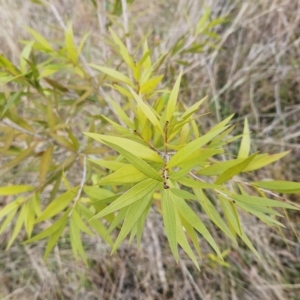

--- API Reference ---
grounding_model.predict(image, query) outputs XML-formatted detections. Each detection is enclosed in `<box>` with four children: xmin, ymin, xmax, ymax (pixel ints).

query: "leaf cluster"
<box><xmin>0</xmin><ymin>16</ymin><xmax>299</xmax><ymax>269</ymax></box>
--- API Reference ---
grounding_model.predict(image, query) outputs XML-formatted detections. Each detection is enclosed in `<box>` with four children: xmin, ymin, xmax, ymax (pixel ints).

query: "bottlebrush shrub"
<box><xmin>0</xmin><ymin>26</ymin><xmax>299</xmax><ymax>269</ymax></box>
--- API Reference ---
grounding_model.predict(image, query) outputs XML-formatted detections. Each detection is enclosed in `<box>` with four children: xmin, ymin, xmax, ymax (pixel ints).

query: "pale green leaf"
<box><xmin>161</xmin><ymin>188</ymin><xmax>178</xmax><ymax>261</ymax></box>
<box><xmin>107</xmin><ymin>96</ymin><xmax>135</xmax><ymax>129</ymax></box>
<box><xmin>6</xmin><ymin>204</ymin><xmax>26</xmax><ymax>249</ymax></box>
<box><xmin>181</xmin><ymin>96</ymin><xmax>207</xmax><ymax>119</ymax></box>
<box><xmin>35</xmin><ymin>187</ymin><xmax>79</xmax><ymax>223</ymax></box>
<box><xmin>89</xmin><ymin>65</ymin><xmax>133</xmax><ymax>86</ymax></box>
<box><xmin>215</xmin><ymin>153</ymin><xmax>258</xmax><ymax>184</ymax></box>
<box><xmin>25</xmin><ymin>27</ymin><xmax>53</xmax><ymax>51</ymax></box>
<box><xmin>88</xmin><ymin>158</ymin><xmax>126</xmax><ymax>171</ymax></box>
<box><xmin>140</xmin><ymin>75</ymin><xmax>163</xmax><ymax>94</ymax></box>
<box><xmin>92</xmin><ymin>139</ymin><xmax>163</xmax><ymax>181</ymax></box>
<box><xmin>250</xmin><ymin>180</ymin><xmax>300</xmax><ymax>194</ymax></box>
<box><xmin>0</xmin><ymin>208</ymin><xmax>18</xmax><ymax>235</ymax></box>
<box><xmin>112</xmin><ymin>192</ymin><xmax>153</xmax><ymax>253</ymax></box>
<box><xmin>91</xmin><ymin>178</ymin><xmax>158</xmax><ymax>219</ymax></box>
<box><xmin>128</xmin><ymin>87</ymin><xmax>164</xmax><ymax>134</ymax></box>
<box><xmin>65</xmin><ymin>22</ymin><xmax>78</xmax><ymax>64</ymax></box>
<box><xmin>44</xmin><ymin>216</ymin><xmax>68</xmax><ymax>260</ymax></box>
<box><xmin>175</xmin><ymin>210</ymin><xmax>199</xmax><ymax>269</ymax></box>
<box><xmin>194</xmin><ymin>189</ymin><xmax>237</xmax><ymax>244</ymax></box>
<box><xmin>98</xmin><ymin>164</ymin><xmax>147</xmax><ymax>185</ymax></box>
<box><xmin>238</xmin><ymin>118</ymin><xmax>250</xmax><ymax>158</ymax></box>
<box><xmin>172</xmin><ymin>195</ymin><xmax>222</xmax><ymax>258</ymax></box>
<box><xmin>84</xmin><ymin>133</ymin><xmax>163</xmax><ymax>163</ymax></box>
<box><xmin>231</xmin><ymin>194</ymin><xmax>297</xmax><ymax>209</ymax></box>
<box><xmin>0</xmin><ymin>185</ymin><xmax>35</xmax><ymax>196</ymax></box>
<box><xmin>166</xmin><ymin>72</ymin><xmax>182</xmax><ymax>122</ymax></box>
<box><xmin>109</xmin><ymin>28</ymin><xmax>135</xmax><ymax>69</ymax></box>
<box><xmin>244</xmin><ymin>151</ymin><xmax>289</xmax><ymax>171</ymax></box>
<box><xmin>168</xmin><ymin>126</ymin><xmax>229</xmax><ymax>168</ymax></box>
<box><xmin>83</xmin><ymin>186</ymin><xmax>114</xmax><ymax>200</ymax></box>
<box><xmin>23</xmin><ymin>211</ymin><xmax>70</xmax><ymax>244</ymax></box>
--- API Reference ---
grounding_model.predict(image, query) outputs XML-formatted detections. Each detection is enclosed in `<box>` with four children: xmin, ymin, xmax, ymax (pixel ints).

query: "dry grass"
<box><xmin>1</xmin><ymin>0</ymin><xmax>300</xmax><ymax>299</ymax></box>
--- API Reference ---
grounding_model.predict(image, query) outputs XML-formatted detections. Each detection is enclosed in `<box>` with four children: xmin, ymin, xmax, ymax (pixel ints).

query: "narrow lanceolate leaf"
<box><xmin>25</xmin><ymin>27</ymin><xmax>53</xmax><ymax>51</ymax></box>
<box><xmin>6</xmin><ymin>205</ymin><xmax>26</xmax><ymax>249</ymax></box>
<box><xmin>178</xmin><ymin>177</ymin><xmax>228</xmax><ymax>192</ymax></box>
<box><xmin>112</xmin><ymin>193</ymin><xmax>153</xmax><ymax>253</ymax></box>
<box><xmin>168</xmin><ymin>126</ymin><xmax>229</xmax><ymax>168</ymax></box>
<box><xmin>23</xmin><ymin>210</ymin><xmax>70</xmax><ymax>244</ymax></box>
<box><xmin>172</xmin><ymin>195</ymin><xmax>222</xmax><ymax>259</ymax></box>
<box><xmin>161</xmin><ymin>189</ymin><xmax>178</xmax><ymax>261</ymax></box>
<box><xmin>44</xmin><ymin>216</ymin><xmax>68</xmax><ymax>260</ymax></box>
<box><xmin>215</xmin><ymin>153</ymin><xmax>258</xmax><ymax>184</ymax></box>
<box><xmin>194</xmin><ymin>189</ymin><xmax>237</xmax><ymax>244</ymax></box>
<box><xmin>250</xmin><ymin>181</ymin><xmax>300</xmax><ymax>194</ymax></box>
<box><xmin>208</xmin><ymin>114</ymin><xmax>234</xmax><ymax>132</ymax></box>
<box><xmin>35</xmin><ymin>187</ymin><xmax>79</xmax><ymax>223</ymax></box>
<box><xmin>238</xmin><ymin>118</ymin><xmax>250</xmax><ymax>158</ymax></box>
<box><xmin>98</xmin><ymin>164</ymin><xmax>147</xmax><ymax>185</ymax></box>
<box><xmin>181</xmin><ymin>96</ymin><xmax>207</xmax><ymax>120</ymax></box>
<box><xmin>70</xmin><ymin>213</ymin><xmax>88</xmax><ymax>265</ymax></box>
<box><xmin>65</xmin><ymin>22</ymin><xmax>78</xmax><ymax>64</ymax></box>
<box><xmin>175</xmin><ymin>210</ymin><xmax>199</xmax><ymax>270</ymax></box>
<box><xmin>104</xmin><ymin>141</ymin><xmax>162</xmax><ymax>181</ymax></box>
<box><xmin>140</xmin><ymin>75</ymin><xmax>163</xmax><ymax>94</ymax></box>
<box><xmin>109</xmin><ymin>28</ymin><xmax>135</xmax><ymax>70</ymax></box>
<box><xmin>84</xmin><ymin>133</ymin><xmax>163</xmax><ymax>163</ymax></box>
<box><xmin>89</xmin><ymin>65</ymin><xmax>133</xmax><ymax>86</ymax></box>
<box><xmin>244</xmin><ymin>151</ymin><xmax>289</xmax><ymax>171</ymax></box>
<box><xmin>91</xmin><ymin>178</ymin><xmax>158</xmax><ymax>219</ymax></box>
<box><xmin>166</xmin><ymin>72</ymin><xmax>182</xmax><ymax>122</ymax></box>
<box><xmin>231</xmin><ymin>194</ymin><xmax>297</xmax><ymax>210</ymax></box>
<box><xmin>78</xmin><ymin>203</ymin><xmax>113</xmax><ymax>246</ymax></box>
<box><xmin>107</xmin><ymin>96</ymin><xmax>135</xmax><ymax>129</ymax></box>
<box><xmin>170</xmin><ymin>188</ymin><xmax>198</xmax><ymax>200</ymax></box>
<box><xmin>219</xmin><ymin>196</ymin><xmax>260</xmax><ymax>259</ymax></box>
<box><xmin>0</xmin><ymin>185</ymin><xmax>35</xmax><ymax>196</ymax></box>
<box><xmin>197</xmin><ymin>158</ymin><xmax>245</xmax><ymax>176</ymax></box>
<box><xmin>88</xmin><ymin>158</ymin><xmax>126</xmax><ymax>171</ymax></box>
<box><xmin>128</xmin><ymin>87</ymin><xmax>164</xmax><ymax>134</ymax></box>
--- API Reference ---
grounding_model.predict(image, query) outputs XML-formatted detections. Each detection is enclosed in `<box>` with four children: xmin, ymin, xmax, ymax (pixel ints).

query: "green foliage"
<box><xmin>0</xmin><ymin>20</ymin><xmax>299</xmax><ymax>271</ymax></box>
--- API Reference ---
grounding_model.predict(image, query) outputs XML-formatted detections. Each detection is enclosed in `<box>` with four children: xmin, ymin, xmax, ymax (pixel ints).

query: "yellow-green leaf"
<box><xmin>244</xmin><ymin>151</ymin><xmax>289</xmax><ymax>171</ymax></box>
<box><xmin>166</xmin><ymin>72</ymin><xmax>182</xmax><ymax>122</ymax></box>
<box><xmin>65</xmin><ymin>22</ymin><xmax>78</xmax><ymax>64</ymax></box>
<box><xmin>98</xmin><ymin>164</ymin><xmax>148</xmax><ymax>185</ymax></box>
<box><xmin>161</xmin><ymin>188</ymin><xmax>178</xmax><ymax>261</ymax></box>
<box><xmin>112</xmin><ymin>192</ymin><xmax>153</xmax><ymax>253</ymax></box>
<box><xmin>23</xmin><ymin>211</ymin><xmax>69</xmax><ymax>244</ymax></box>
<box><xmin>175</xmin><ymin>211</ymin><xmax>200</xmax><ymax>270</ymax></box>
<box><xmin>109</xmin><ymin>28</ymin><xmax>135</xmax><ymax>70</ymax></box>
<box><xmin>168</xmin><ymin>126</ymin><xmax>229</xmax><ymax>168</ymax></box>
<box><xmin>0</xmin><ymin>185</ymin><xmax>35</xmax><ymax>196</ymax></box>
<box><xmin>25</xmin><ymin>27</ymin><xmax>53</xmax><ymax>51</ymax></box>
<box><xmin>215</xmin><ymin>153</ymin><xmax>258</xmax><ymax>184</ymax></box>
<box><xmin>238</xmin><ymin>118</ymin><xmax>250</xmax><ymax>158</ymax></box>
<box><xmin>35</xmin><ymin>187</ymin><xmax>79</xmax><ymax>223</ymax></box>
<box><xmin>84</xmin><ymin>133</ymin><xmax>163</xmax><ymax>163</ymax></box>
<box><xmin>172</xmin><ymin>194</ymin><xmax>222</xmax><ymax>258</ymax></box>
<box><xmin>250</xmin><ymin>181</ymin><xmax>300</xmax><ymax>194</ymax></box>
<box><xmin>91</xmin><ymin>178</ymin><xmax>158</xmax><ymax>219</ymax></box>
<box><xmin>6</xmin><ymin>204</ymin><xmax>26</xmax><ymax>249</ymax></box>
<box><xmin>128</xmin><ymin>87</ymin><xmax>164</xmax><ymax>134</ymax></box>
<box><xmin>88</xmin><ymin>158</ymin><xmax>126</xmax><ymax>171</ymax></box>
<box><xmin>90</xmin><ymin>65</ymin><xmax>133</xmax><ymax>86</ymax></box>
